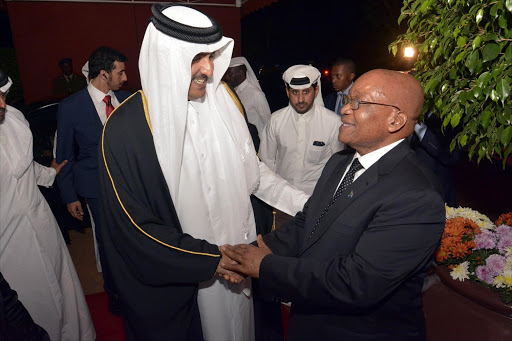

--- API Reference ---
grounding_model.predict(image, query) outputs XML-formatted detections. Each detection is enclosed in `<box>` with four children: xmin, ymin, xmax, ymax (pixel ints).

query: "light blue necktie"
<box><xmin>334</xmin><ymin>92</ymin><xmax>346</xmax><ymax>116</ymax></box>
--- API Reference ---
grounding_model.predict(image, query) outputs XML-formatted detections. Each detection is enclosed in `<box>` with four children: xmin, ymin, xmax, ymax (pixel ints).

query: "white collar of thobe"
<box><xmin>293</xmin><ymin>103</ymin><xmax>315</xmax><ymax>123</ymax></box>
<box><xmin>354</xmin><ymin>138</ymin><xmax>405</xmax><ymax>170</ymax></box>
<box><xmin>235</xmin><ymin>78</ymin><xmax>249</xmax><ymax>93</ymax></box>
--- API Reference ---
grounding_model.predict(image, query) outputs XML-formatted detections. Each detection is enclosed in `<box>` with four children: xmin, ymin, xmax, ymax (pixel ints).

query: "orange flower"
<box><xmin>441</xmin><ymin>236</ymin><xmax>459</xmax><ymax>249</ymax></box>
<box><xmin>496</xmin><ymin>212</ymin><xmax>512</xmax><ymax>226</ymax></box>
<box><xmin>451</xmin><ymin>242</ymin><xmax>470</xmax><ymax>259</ymax></box>
<box><xmin>445</xmin><ymin>221</ymin><xmax>466</xmax><ymax>237</ymax></box>
<box><xmin>435</xmin><ymin>245</ymin><xmax>451</xmax><ymax>262</ymax></box>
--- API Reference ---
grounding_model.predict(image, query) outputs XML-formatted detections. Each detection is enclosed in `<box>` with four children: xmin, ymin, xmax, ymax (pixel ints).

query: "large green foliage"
<box><xmin>390</xmin><ymin>0</ymin><xmax>512</xmax><ymax>165</ymax></box>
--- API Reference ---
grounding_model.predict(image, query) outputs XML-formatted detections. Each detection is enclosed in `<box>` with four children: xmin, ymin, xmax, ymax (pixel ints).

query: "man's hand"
<box><xmin>67</xmin><ymin>201</ymin><xmax>84</xmax><ymax>221</ymax></box>
<box><xmin>221</xmin><ymin>235</ymin><xmax>272</xmax><ymax>278</ymax></box>
<box><xmin>50</xmin><ymin>158</ymin><xmax>68</xmax><ymax>175</ymax></box>
<box><xmin>216</xmin><ymin>248</ymin><xmax>246</xmax><ymax>284</ymax></box>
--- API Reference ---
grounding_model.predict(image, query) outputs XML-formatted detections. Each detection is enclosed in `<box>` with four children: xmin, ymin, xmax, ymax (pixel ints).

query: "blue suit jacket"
<box><xmin>56</xmin><ymin>87</ymin><xmax>130</xmax><ymax>203</ymax></box>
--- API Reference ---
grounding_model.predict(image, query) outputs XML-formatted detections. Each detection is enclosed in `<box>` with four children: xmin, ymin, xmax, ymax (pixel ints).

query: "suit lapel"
<box><xmin>305</xmin><ymin>154</ymin><xmax>352</xmax><ymax>227</ymax></box>
<box><xmin>299</xmin><ymin>140</ymin><xmax>412</xmax><ymax>255</ymax></box>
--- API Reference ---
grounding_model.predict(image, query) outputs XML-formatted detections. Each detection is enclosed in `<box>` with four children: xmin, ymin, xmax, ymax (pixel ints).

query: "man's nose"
<box><xmin>199</xmin><ymin>57</ymin><xmax>214</xmax><ymax>78</ymax></box>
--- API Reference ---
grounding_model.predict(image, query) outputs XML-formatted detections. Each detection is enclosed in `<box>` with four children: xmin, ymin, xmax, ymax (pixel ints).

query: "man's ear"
<box><xmin>388</xmin><ymin>111</ymin><xmax>407</xmax><ymax>133</ymax></box>
<box><xmin>349</xmin><ymin>73</ymin><xmax>355</xmax><ymax>82</ymax></box>
<box><xmin>314</xmin><ymin>85</ymin><xmax>320</xmax><ymax>98</ymax></box>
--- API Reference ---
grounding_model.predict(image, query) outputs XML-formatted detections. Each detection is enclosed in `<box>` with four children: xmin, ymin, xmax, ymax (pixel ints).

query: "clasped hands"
<box><xmin>216</xmin><ymin>235</ymin><xmax>272</xmax><ymax>284</ymax></box>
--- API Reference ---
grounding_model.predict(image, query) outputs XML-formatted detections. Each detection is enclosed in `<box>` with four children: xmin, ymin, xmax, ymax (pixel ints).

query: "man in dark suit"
<box><xmin>222</xmin><ymin>69</ymin><xmax>446</xmax><ymax>340</ymax></box>
<box><xmin>324</xmin><ymin>58</ymin><xmax>356</xmax><ymax>116</ymax></box>
<box><xmin>56</xmin><ymin>46</ymin><xmax>130</xmax><ymax>315</ymax></box>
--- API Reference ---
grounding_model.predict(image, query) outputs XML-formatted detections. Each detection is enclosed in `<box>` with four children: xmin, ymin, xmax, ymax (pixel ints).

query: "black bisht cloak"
<box><xmin>99</xmin><ymin>91</ymin><xmax>221</xmax><ymax>340</ymax></box>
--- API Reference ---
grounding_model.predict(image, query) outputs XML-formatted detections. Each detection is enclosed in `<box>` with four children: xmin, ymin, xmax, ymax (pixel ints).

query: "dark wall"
<box><xmin>7</xmin><ymin>2</ymin><xmax>241</xmax><ymax>104</ymax></box>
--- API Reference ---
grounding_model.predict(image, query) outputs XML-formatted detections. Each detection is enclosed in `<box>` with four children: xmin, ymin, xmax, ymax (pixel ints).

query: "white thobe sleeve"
<box><xmin>253</xmin><ymin>91</ymin><xmax>271</xmax><ymax>131</ymax></box>
<box><xmin>33</xmin><ymin>161</ymin><xmax>56</xmax><ymax>187</ymax></box>
<box><xmin>258</xmin><ymin>118</ymin><xmax>278</xmax><ymax>171</ymax></box>
<box><xmin>254</xmin><ymin>160</ymin><xmax>309</xmax><ymax>216</ymax></box>
<box><xmin>328</xmin><ymin>121</ymin><xmax>345</xmax><ymax>154</ymax></box>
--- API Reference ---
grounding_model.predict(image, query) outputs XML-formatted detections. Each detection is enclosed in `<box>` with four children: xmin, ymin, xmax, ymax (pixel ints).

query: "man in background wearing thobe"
<box><xmin>259</xmin><ymin>64</ymin><xmax>344</xmax><ymax>196</ymax></box>
<box><xmin>0</xmin><ymin>68</ymin><xmax>95</xmax><ymax>340</ymax></box>
<box><xmin>223</xmin><ymin>56</ymin><xmax>272</xmax><ymax>137</ymax></box>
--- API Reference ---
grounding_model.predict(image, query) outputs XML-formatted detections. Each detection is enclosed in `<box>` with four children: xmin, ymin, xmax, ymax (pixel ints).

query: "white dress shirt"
<box><xmin>235</xmin><ymin>78</ymin><xmax>271</xmax><ymax>137</ymax></box>
<box><xmin>259</xmin><ymin>103</ymin><xmax>344</xmax><ymax>195</ymax></box>
<box><xmin>87</xmin><ymin>83</ymin><xmax>120</xmax><ymax>124</ymax></box>
<box><xmin>335</xmin><ymin>139</ymin><xmax>405</xmax><ymax>194</ymax></box>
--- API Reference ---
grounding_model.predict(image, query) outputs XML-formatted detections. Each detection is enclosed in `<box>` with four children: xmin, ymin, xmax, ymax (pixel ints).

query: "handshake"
<box><xmin>216</xmin><ymin>235</ymin><xmax>272</xmax><ymax>284</ymax></box>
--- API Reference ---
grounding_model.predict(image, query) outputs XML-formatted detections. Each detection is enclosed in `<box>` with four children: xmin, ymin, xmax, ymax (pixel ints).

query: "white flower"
<box><xmin>494</xmin><ymin>270</ymin><xmax>512</xmax><ymax>288</ymax></box>
<box><xmin>445</xmin><ymin>206</ymin><xmax>494</xmax><ymax>230</ymax></box>
<box><xmin>450</xmin><ymin>261</ymin><xmax>470</xmax><ymax>281</ymax></box>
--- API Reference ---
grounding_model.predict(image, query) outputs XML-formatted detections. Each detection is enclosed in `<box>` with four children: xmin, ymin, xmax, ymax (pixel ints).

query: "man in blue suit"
<box><xmin>56</xmin><ymin>46</ymin><xmax>130</xmax><ymax>315</ymax></box>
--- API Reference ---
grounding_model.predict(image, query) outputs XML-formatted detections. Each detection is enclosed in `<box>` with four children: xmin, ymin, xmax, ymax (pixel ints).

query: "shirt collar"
<box><xmin>88</xmin><ymin>82</ymin><xmax>114</xmax><ymax>104</ymax></box>
<box><xmin>235</xmin><ymin>78</ymin><xmax>249</xmax><ymax>92</ymax></box>
<box><xmin>338</xmin><ymin>82</ymin><xmax>353</xmax><ymax>96</ymax></box>
<box><xmin>354</xmin><ymin>139</ymin><xmax>405</xmax><ymax>170</ymax></box>
<box><xmin>293</xmin><ymin>103</ymin><xmax>316</xmax><ymax>122</ymax></box>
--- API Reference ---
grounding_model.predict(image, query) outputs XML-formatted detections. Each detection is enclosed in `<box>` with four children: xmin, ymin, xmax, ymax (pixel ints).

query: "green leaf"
<box><xmin>457</xmin><ymin>36</ymin><xmax>466</xmax><ymax>47</ymax></box>
<box><xmin>467</xmin><ymin>50</ymin><xmax>479</xmax><ymax>74</ymax></box>
<box><xmin>460</xmin><ymin>134</ymin><xmax>468</xmax><ymax>147</ymax></box>
<box><xmin>392</xmin><ymin>45</ymin><xmax>398</xmax><ymax>57</ymax></box>
<box><xmin>480</xmin><ymin>109</ymin><xmax>492</xmax><ymax>128</ymax></box>
<box><xmin>497</xmin><ymin>78</ymin><xmax>511</xmax><ymax>105</ymax></box>
<box><xmin>443</xmin><ymin>115</ymin><xmax>451</xmax><ymax>128</ymax></box>
<box><xmin>453</xmin><ymin>27</ymin><xmax>461</xmax><ymax>39</ymax></box>
<box><xmin>473</xmin><ymin>86</ymin><xmax>482</xmax><ymax>99</ymax></box>
<box><xmin>476</xmin><ymin>8</ymin><xmax>484</xmax><ymax>25</ymax></box>
<box><xmin>420</xmin><ymin>0</ymin><xmax>431</xmax><ymax>12</ymax></box>
<box><xmin>499</xmin><ymin>15</ymin><xmax>508</xmax><ymax>29</ymax></box>
<box><xmin>477</xmin><ymin>71</ymin><xmax>492</xmax><ymax>87</ymax></box>
<box><xmin>472</xmin><ymin>36</ymin><xmax>481</xmax><ymax>50</ymax></box>
<box><xmin>451</xmin><ymin>113</ymin><xmax>461</xmax><ymax>128</ymax></box>
<box><xmin>501</xmin><ymin>126</ymin><xmax>512</xmax><ymax>146</ymax></box>
<box><xmin>491</xmin><ymin>89</ymin><xmax>499</xmax><ymax>101</ymax></box>
<box><xmin>486</xmin><ymin>32</ymin><xmax>498</xmax><ymax>41</ymax></box>
<box><xmin>455</xmin><ymin>51</ymin><xmax>466</xmax><ymax>64</ymax></box>
<box><xmin>449</xmin><ymin>67</ymin><xmax>458</xmax><ymax>79</ymax></box>
<box><xmin>505</xmin><ymin>44</ymin><xmax>512</xmax><ymax>61</ymax></box>
<box><xmin>482</xmin><ymin>43</ymin><xmax>501</xmax><ymax>62</ymax></box>
<box><xmin>398</xmin><ymin>13</ymin><xmax>407</xmax><ymax>25</ymax></box>
<box><xmin>490</xmin><ymin>3</ymin><xmax>499</xmax><ymax>17</ymax></box>
<box><xmin>506</xmin><ymin>0</ymin><xmax>512</xmax><ymax>13</ymax></box>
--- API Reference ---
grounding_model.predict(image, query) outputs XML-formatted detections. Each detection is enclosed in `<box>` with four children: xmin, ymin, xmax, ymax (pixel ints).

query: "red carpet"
<box><xmin>85</xmin><ymin>292</ymin><xmax>126</xmax><ymax>341</ymax></box>
<box><xmin>86</xmin><ymin>292</ymin><xmax>290</xmax><ymax>340</ymax></box>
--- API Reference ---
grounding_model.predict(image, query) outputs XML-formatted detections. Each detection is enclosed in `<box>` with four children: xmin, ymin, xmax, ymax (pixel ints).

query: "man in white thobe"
<box><xmin>0</xmin><ymin>69</ymin><xmax>95</xmax><ymax>341</ymax></box>
<box><xmin>259</xmin><ymin>65</ymin><xmax>344</xmax><ymax>195</ymax></box>
<box><xmin>223</xmin><ymin>56</ymin><xmax>272</xmax><ymax>137</ymax></box>
<box><xmin>98</xmin><ymin>4</ymin><xmax>308</xmax><ymax>341</ymax></box>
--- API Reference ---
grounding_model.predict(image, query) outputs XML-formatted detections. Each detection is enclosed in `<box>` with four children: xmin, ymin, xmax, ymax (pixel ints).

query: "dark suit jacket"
<box><xmin>323</xmin><ymin>92</ymin><xmax>337</xmax><ymax>112</ymax></box>
<box><xmin>259</xmin><ymin>140</ymin><xmax>445</xmax><ymax>341</ymax></box>
<box><xmin>410</xmin><ymin>114</ymin><xmax>462</xmax><ymax>207</ymax></box>
<box><xmin>56</xmin><ymin>87</ymin><xmax>130</xmax><ymax>203</ymax></box>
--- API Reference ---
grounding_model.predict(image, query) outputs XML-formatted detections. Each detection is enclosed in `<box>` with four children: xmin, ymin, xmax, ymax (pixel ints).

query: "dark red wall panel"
<box><xmin>7</xmin><ymin>2</ymin><xmax>241</xmax><ymax>104</ymax></box>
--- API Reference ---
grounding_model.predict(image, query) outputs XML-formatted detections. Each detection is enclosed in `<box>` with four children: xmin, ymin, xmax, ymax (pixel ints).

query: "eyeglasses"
<box><xmin>345</xmin><ymin>95</ymin><xmax>401</xmax><ymax>111</ymax></box>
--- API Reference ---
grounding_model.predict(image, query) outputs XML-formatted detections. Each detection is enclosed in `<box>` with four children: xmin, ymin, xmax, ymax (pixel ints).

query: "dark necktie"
<box><xmin>308</xmin><ymin>158</ymin><xmax>364</xmax><ymax>239</ymax></box>
<box><xmin>103</xmin><ymin>95</ymin><xmax>115</xmax><ymax>118</ymax></box>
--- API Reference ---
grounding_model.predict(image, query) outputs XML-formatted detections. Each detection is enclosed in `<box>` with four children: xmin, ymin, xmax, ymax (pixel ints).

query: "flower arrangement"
<box><xmin>435</xmin><ymin>207</ymin><xmax>512</xmax><ymax>303</ymax></box>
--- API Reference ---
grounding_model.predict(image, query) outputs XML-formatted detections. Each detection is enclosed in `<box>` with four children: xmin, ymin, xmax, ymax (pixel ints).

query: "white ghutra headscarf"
<box><xmin>139</xmin><ymin>5</ymin><xmax>259</xmax><ymax>211</ymax></box>
<box><xmin>229</xmin><ymin>56</ymin><xmax>263</xmax><ymax>91</ymax></box>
